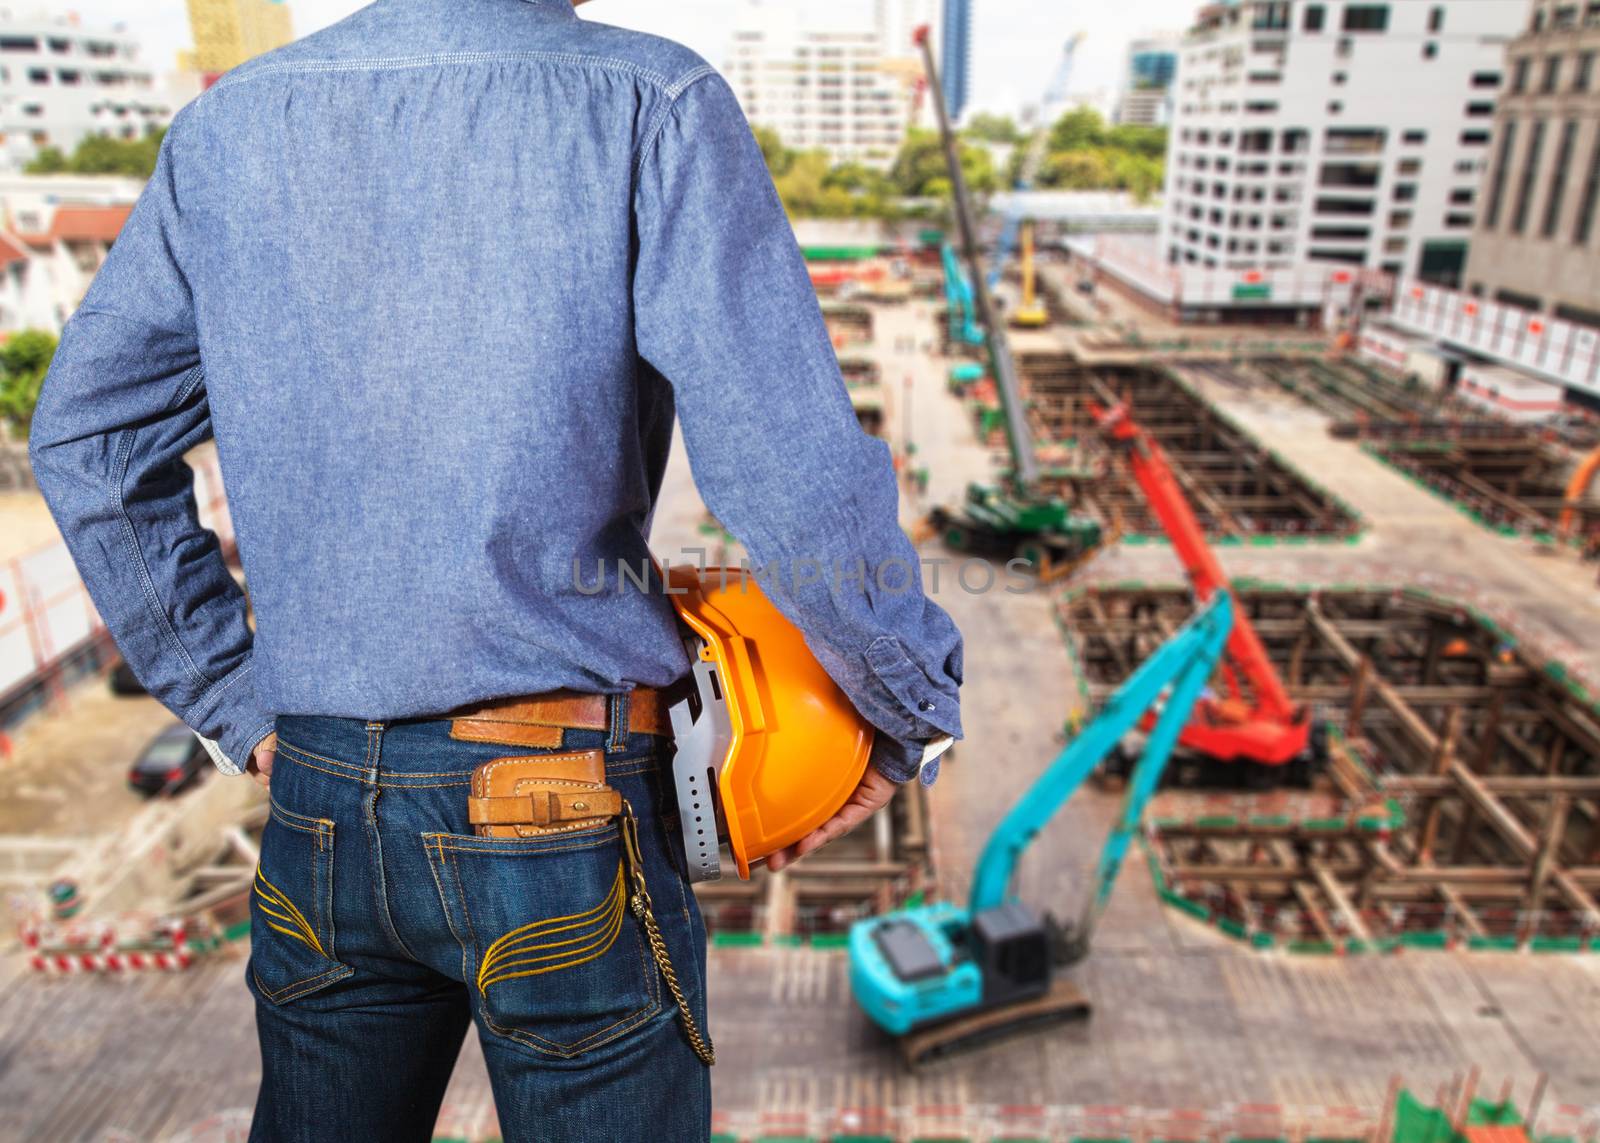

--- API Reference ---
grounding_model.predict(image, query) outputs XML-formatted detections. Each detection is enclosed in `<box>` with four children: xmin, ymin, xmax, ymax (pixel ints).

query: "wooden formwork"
<box><xmin>1063</xmin><ymin>584</ymin><xmax>1600</xmax><ymax>948</ymax></box>
<box><xmin>1016</xmin><ymin>355</ymin><xmax>1361</xmax><ymax>539</ymax></box>
<box><xmin>1366</xmin><ymin>430</ymin><xmax>1600</xmax><ymax>540</ymax></box>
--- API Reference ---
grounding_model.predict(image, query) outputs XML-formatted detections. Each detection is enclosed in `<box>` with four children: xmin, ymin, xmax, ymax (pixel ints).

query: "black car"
<box><xmin>108</xmin><ymin>657</ymin><xmax>147</xmax><ymax>696</ymax></box>
<box><xmin>127</xmin><ymin>723</ymin><xmax>209</xmax><ymax>797</ymax></box>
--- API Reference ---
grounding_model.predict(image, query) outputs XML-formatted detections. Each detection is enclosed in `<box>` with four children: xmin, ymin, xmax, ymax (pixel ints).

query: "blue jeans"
<box><xmin>246</xmin><ymin>714</ymin><xmax>711</xmax><ymax>1142</ymax></box>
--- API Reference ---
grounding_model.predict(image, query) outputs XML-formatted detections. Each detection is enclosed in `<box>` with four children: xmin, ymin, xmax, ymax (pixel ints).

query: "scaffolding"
<box><xmin>1063</xmin><ymin>584</ymin><xmax>1600</xmax><ymax>950</ymax></box>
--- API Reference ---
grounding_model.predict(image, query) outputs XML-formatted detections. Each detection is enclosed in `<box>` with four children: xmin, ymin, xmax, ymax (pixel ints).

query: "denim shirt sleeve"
<box><xmin>27</xmin><ymin>122</ymin><xmax>272</xmax><ymax>775</ymax></box>
<box><xmin>632</xmin><ymin>71</ymin><xmax>964</xmax><ymax>785</ymax></box>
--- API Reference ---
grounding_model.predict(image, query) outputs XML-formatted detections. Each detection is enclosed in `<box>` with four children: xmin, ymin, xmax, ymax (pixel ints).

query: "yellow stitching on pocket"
<box><xmin>477</xmin><ymin>861</ymin><xmax>627</xmax><ymax>990</ymax></box>
<box><xmin>255</xmin><ymin>868</ymin><xmax>328</xmax><ymax>958</ymax></box>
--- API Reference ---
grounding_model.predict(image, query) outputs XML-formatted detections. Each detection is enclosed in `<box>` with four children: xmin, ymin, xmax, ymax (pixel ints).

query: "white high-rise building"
<box><xmin>0</xmin><ymin>12</ymin><xmax>171</xmax><ymax>172</ymax></box>
<box><xmin>1117</xmin><ymin>33</ymin><xmax>1182</xmax><ymax>127</ymax></box>
<box><xmin>1160</xmin><ymin>0</ymin><xmax>1524</xmax><ymax>286</ymax></box>
<box><xmin>727</xmin><ymin>0</ymin><xmax>929</xmax><ymax>169</ymax></box>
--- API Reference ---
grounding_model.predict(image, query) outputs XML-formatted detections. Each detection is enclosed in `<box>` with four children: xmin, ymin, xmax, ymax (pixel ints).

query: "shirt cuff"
<box><xmin>857</xmin><ymin>635</ymin><xmax>963</xmax><ymax>742</ymax></box>
<box><xmin>184</xmin><ymin>661</ymin><xmax>275</xmax><ymax>776</ymax></box>
<box><xmin>870</xmin><ymin>731</ymin><xmax>955</xmax><ymax>787</ymax></box>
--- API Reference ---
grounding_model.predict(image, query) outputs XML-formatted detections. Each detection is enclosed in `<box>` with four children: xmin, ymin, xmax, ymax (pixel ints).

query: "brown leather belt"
<box><xmin>446</xmin><ymin>687</ymin><xmax>673</xmax><ymax>749</ymax></box>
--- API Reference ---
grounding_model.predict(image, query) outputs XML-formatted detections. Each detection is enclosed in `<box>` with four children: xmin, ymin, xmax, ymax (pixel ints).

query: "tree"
<box><xmin>963</xmin><ymin>113</ymin><xmax>1021</xmax><ymax>144</ymax></box>
<box><xmin>0</xmin><ymin>330</ymin><xmax>58</xmax><ymax>439</ymax></box>
<box><xmin>1106</xmin><ymin>122</ymin><xmax>1167</xmax><ymax>160</ymax></box>
<box><xmin>751</xmin><ymin>124</ymin><xmax>794</xmax><ymax>179</ymax></box>
<box><xmin>889</xmin><ymin>128</ymin><xmax>997</xmax><ymax>197</ymax></box>
<box><xmin>1047</xmin><ymin>107</ymin><xmax>1107</xmax><ymax>153</ymax></box>
<box><xmin>1038</xmin><ymin>150</ymin><xmax>1116</xmax><ymax>191</ymax></box>
<box><xmin>25</xmin><ymin>127</ymin><xmax>166</xmax><ymax>178</ymax></box>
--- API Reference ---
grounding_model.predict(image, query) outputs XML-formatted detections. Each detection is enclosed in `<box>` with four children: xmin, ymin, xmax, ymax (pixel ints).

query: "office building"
<box><xmin>1161</xmin><ymin>0</ymin><xmax>1525</xmax><ymax>286</ymax></box>
<box><xmin>727</xmin><ymin>1</ymin><xmax>921</xmax><ymax>169</ymax></box>
<box><xmin>1117</xmin><ymin>34</ymin><xmax>1181</xmax><ymax>126</ymax></box>
<box><xmin>185</xmin><ymin>0</ymin><xmax>293</xmax><ymax>78</ymax></box>
<box><xmin>1463</xmin><ymin>0</ymin><xmax>1600</xmax><ymax>327</ymax></box>
<box><xmin>0</xmin><ymin>14</ymin><xmax>170</xmax><ymax>172</ymax></box>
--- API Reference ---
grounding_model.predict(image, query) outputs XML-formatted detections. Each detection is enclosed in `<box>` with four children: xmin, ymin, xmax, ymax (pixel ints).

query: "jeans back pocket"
<box><xmin>250</xmin><ymin>796</ymin><xmax>355</xmax><ymax>1004</ymax></box>
<box><xmin>424</xmin><ymin>823</ymin><xmax>661</xmax><ymax>1059</ymax></box>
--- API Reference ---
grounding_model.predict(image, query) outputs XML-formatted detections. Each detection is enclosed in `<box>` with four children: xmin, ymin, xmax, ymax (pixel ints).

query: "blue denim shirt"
<box><xmin>27</xmin><ymin>0</ymin><xmax>962</xmax><ymax>785</ymax></box>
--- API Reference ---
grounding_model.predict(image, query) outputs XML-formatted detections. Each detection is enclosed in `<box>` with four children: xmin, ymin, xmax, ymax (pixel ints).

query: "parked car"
<box><xmin>108</xmin><ymin>657</ymin><xmax>147</xmax><ymax>697</ymax></box>
<box><xmin>127</xmin><ymin>723</ymin><xmax>209</xmax><ymax>797</ymax></box>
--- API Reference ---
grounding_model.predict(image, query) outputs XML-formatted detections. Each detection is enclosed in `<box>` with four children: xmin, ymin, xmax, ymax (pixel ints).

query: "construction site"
<box><xmin>6</xmin><ymin>28</ymin><xmax>1600</xmax><ymax>1143</ymax></box>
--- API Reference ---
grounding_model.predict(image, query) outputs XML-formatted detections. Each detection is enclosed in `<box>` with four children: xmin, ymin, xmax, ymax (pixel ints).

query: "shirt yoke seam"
<box><xmin>205</xmin><ymin>49</ymin><xmax>692</xmax><ymax>98</ymax></box>
<box><xmin>633</xmin><ymin>64</ymin><xmax>718</xmax><ymax>183</ymax></box>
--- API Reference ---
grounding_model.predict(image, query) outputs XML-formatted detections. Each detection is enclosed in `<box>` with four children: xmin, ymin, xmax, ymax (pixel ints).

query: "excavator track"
<box><xmin>898</xmin><ymin>978</ymin><xmax>1092</xmax><ymax>1067</ymax></box>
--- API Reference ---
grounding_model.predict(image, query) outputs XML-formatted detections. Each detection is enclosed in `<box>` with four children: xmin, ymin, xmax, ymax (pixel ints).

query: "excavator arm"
<box><xmin>1093</xmin><ymin>401</ymin><xmax>1311</xmax><ymax>767</ymax></box>
<box><xmin>968</xmin><ymin>591</ymin><xmax>1234</xmax><ymax>922</ymax></box>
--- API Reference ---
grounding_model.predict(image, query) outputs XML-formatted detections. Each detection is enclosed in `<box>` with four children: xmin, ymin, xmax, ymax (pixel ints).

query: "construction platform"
<box><xmin>1065</xmin><ymin>583</ymin><xmax>1600</xmax><ymax>950</ymax></box>
<box><xmin>1015</xmin><ymin>355</ymin><xmax>1361</xmax><ymax>540</ymax></box>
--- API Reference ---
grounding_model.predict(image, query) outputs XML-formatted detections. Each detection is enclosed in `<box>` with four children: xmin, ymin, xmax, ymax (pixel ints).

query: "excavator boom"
<box><xmin>1094</xmin><ymin>401</ymin><xmax>1310</xmax><ymax>767</ymax></box>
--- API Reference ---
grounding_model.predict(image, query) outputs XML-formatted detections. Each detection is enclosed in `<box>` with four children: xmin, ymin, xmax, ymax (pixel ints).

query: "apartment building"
<box><xmin>1117</xmin><ymin>34</ymin><xmax>1181</xmax><ymax>127</ymax></box>
<box><xmin>1463</xmin><ymin>0</ymin><xmax>1600</xmax><ymax>327</ymax></box>
<box><xmin>727</xmin><ymin>1</ymin><xmax>925</xmax><ymax>169</ymax></box>
<box><xmin>184</xmin><ymin>0</ymin><xmax>293</xmax><ymax>78</ymax></box>
<box><xmin>0</xmin><ymin>14</ymin><xmax>170</xmax><ymax>173</ymax></box>
<box><xmin>1161</xmin><ymin>0</ymin><xmax>1524</xmax><ymax>286</ymax></box>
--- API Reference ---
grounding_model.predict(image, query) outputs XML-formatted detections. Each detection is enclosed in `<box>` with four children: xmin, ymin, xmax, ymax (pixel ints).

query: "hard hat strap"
<box><xmin>621</xmin><ymin>801</ymin><xmax>716</xmax><ymax>1067</ymax></box>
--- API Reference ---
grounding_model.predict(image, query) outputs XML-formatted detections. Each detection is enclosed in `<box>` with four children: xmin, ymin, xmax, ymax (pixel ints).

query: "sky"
<box><xmin>67</xmin><ymin>0</ymin><xmax>1202</xmax><ymax>118</ymax></box>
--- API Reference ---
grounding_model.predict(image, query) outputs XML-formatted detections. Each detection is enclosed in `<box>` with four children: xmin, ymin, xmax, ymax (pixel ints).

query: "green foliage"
<box><xmin>963</xmin><ymin>112</ymin><xmax>1022</xmax><ymax>144</ymax></box>
<box><xmin>752</xmin><ymin>124</ymin><xmax>793</xmax><ymax>179</ymax></box>
<box><xmin>0</xmin><ymin>330</ymin><xmax>57</xmax><ymax>439</ymax></box>
<box><xmin>25</xmin><ymin>126</ymin><xmax>167</xmax><ymax>178</ymax></box>
<box><xmin>1033</xmin><ymin>106</ymin><xmax>1167</xmax><ymax>202</ymax></box>
<box><xmin>1047</xmin><ymin>107</ymin><xmax>1107</xmax><ymax>153</ymax></box>
<box><xmin>754</xmin><ymin>124</ymin><xmax>989</xmax><ymax>220</ymax></box>
<box><xmin>889</xmin><ymin>128</ymin><xmax>998</xmax><ymax>197</ymax></box>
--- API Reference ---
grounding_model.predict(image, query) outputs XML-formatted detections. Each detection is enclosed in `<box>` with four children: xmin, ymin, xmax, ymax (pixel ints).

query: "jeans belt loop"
<box><xmin>607</xmin><ymin>691</ymin><xmax>631</xmax><ymax>754</ymax></box>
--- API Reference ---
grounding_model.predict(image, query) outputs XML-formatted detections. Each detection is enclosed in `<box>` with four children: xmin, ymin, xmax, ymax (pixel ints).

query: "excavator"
<box><xmin>914</xmin><ymin>26</ymin><xmax>1101</xmax><ymax>576</ymax></box>
<box><xmin>1009</xmin><ymin>223</ymin><xmax>1048</xmax><ymax>329</ymax></box>
<box><xmin>1558</xmin><ymin>443</ymin><xmax>1600</xmax><ymax>543</ymax></box>
<box><xmin>849</xmin><ymin>592</ymin><xmax>1234</xmax><ymax>1064</ymax></box>
<box><xmin>1090</xmin><ymin>398</ymin><xmax>1322</xmax><ymax>784</ymax></box>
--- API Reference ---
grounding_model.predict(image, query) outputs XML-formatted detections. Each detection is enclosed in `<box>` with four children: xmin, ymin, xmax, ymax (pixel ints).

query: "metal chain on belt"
<box><xmin>620</xmin><ymin>802</ymin><xmax>716</xmax><ymax>1067</ymax></box>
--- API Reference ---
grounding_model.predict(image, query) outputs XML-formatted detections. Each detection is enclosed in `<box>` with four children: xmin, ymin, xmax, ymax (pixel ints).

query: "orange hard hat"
<box><xmin>666</xmin><ymin>565</ymin><xmax>875</xmax><ymax>880</ymax></box>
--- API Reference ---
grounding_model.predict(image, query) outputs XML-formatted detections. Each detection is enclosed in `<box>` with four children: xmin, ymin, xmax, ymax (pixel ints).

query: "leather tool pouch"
<box><xmin>463</xmin><ymin>749</ymin><xmax>717</xmax><ymax>1065</ymax></box>
<box><xmin>466</xmin><ymin>750</ymin><xmax>622</xmax><ymax>839</ymax></box>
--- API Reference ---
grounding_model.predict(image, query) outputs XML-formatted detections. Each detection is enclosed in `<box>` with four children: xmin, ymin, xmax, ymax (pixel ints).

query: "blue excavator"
<box><xmin>848</xmin><ymin>592</ymin><xmax>1234</xmax><ymax>1064</ymax></box>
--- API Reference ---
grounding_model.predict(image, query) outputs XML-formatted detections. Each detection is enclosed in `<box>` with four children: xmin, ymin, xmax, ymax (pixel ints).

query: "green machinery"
<box><xmin>914</xmin><ymin>27</ymin><xmax>1100</xmax><ymax>574</ymax></box>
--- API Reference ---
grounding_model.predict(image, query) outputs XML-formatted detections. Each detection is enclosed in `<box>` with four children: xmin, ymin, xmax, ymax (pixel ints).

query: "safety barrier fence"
<box><xmin>18</xmin><ymin>913</ymin><xmax>222</xmax><ymax>974</ymax></box>
<box><xmin>1388</xmin><ymin>280</ymin><xmax>1600</xmax><ymax>401</ymax></box>
<box><xmin>0</xmin><ymin>449</ymin><xmax>235</xmax><ymax>731</ymax></box>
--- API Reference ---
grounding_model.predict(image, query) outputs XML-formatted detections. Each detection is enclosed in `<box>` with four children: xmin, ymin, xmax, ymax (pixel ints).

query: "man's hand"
<box><xmin>245</xmin><ymin>731</ymin><xmax>277</xmax><ymax>789</ymax></box>
<box><xmin>764</xmin><ymin>766</ymin><xmax>898</xmax><ymax>873</ymax></box>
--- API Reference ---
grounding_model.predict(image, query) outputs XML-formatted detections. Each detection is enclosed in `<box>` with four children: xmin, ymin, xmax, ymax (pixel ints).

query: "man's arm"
<box><xmin>633</xmin><ymin>69</ymin><xmax>963</xmax><ymax>786</ymax></box>
<box><xmin>28</xmin><ymin>122</ymin><xmax>273</xmax><ymax>775</ymax></box>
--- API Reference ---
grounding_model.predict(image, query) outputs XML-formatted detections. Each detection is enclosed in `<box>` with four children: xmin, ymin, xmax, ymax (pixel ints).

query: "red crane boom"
<box><xmin>1094</xmin><ymin>401</ymin><xmax>1312</xmax><ymax>767</ymax></box>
